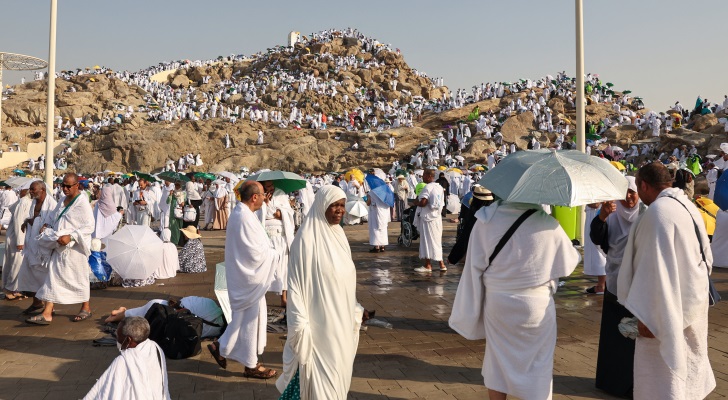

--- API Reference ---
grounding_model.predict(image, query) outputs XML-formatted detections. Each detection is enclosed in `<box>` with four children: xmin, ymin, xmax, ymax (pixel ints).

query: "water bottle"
<box><xmin>366</xmin><ymin>318</ymin><xmax>393</xmax><ymax>329</ymax></box>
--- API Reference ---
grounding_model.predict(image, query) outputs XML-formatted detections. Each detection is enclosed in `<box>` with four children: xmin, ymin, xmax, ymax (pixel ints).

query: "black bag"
<box><xmin>144</xmin><ymin>304</ymin><xmax>203</xmax><ymax>359</ymax></box>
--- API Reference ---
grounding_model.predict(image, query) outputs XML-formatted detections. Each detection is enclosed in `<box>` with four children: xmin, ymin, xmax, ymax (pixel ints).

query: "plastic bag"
<box><xmin>89</xmin><ymin>250</ymin><xmax>113</xmax><ymax>281</ymax></box>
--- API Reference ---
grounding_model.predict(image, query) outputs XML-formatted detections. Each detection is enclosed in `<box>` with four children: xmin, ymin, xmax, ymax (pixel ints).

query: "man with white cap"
<box><xmin>714</xmin><ymin>143</ymin><xmax>728</xmax><ymax>171</ymax></box>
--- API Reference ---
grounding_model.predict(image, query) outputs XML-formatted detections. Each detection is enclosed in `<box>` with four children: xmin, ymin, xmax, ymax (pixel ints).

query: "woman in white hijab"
<box><xmin>588</xmin><ymin>176</ymin><xmax>644</xmax><ymax>397</ymax></box>
<box><xmin>154</xmin><ymin>229</ymin><xmax>179</xmax><ymax>279</ymax></box>
<box><xmin>276</xmin><ymin>185</ymin><xmax>364</xmax><ymax>400</ymax></box>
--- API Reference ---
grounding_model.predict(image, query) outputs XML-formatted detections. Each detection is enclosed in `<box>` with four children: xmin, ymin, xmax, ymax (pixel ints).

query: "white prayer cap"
<box><xmin>720</xmin><ymin>143</ymin><xmax>728</xmax><ymax>153</ymax></box>
<box><xmin>625</xmin><ymin>176</ymin><xmax>637</xmax><ymax>192</ymax></box>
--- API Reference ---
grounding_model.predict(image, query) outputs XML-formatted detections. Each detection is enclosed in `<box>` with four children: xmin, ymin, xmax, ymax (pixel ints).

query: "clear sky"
<box><xmin>1</xmin><ymin>1</ymin><xmax>726</xmax><ymax>111</ymax></box>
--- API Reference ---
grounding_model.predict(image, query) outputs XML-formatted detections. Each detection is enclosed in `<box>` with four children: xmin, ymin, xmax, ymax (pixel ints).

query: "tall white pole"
<box><xmin>575</xmin><ymin>0</ymin><xmax>586</xmax><ymax>243</ymax></box>
<box><xmin>0</xmin><ymin>59</ymin><xmax>4</xmax><ymax>142</ymax></box>
<box><xmin>44</xmin><ymin>0</ymin><xmax>57</xmax><ymax>187</ymax></box>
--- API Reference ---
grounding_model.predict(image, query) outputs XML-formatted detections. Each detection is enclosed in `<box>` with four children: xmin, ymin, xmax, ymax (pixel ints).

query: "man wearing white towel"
<box><xmin>413</xmin><ymin>169</ymin><xmax>446</xmax><ymax>272</ymax></box>
<box><xmin>207</xmin><ymin>181</ymin><xmax>279</xmax><ymax>379</ymax></box>
<box><xmin>618</xmin><ymin>162</ymin><xmax>715</xmax><ymax>399</ymax></box>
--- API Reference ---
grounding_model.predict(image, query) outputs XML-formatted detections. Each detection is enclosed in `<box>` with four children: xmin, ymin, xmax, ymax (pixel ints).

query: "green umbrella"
<box><xmin>194</xmin><ymin>172</ymin><xmax>216</xmax><ymax>181</ymax></box>
<box><xmin>395</xmin><ymin>169</ymin><xmax>407</xmax><ymax>177</ymax></box>
<box><xmin>246</xmin><ymin>170</ymin><xmax>306</xmax><ymax>193</ymax></box>
<box><xmin>605</xmin><ymin>82</ymin><xmax>614</xmax><ymax>88</ymax></box>
<box><xmin>158</xmin><ymin>171</ymin><xmax>189</xmax><ymax>182</ymax></box>
<box><xmin>132</xmin><ymin>171</ymin><xmax>158</xmax><ymax>183</ymax></box>
<box><xmin>622</xmin><ymin>90</ymin><xmax>632</xmax><ymax>95</ymax></box>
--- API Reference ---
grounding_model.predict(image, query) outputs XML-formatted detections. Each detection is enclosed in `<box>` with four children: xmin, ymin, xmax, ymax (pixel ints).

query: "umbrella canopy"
<box><xmin>479</xmin><ymin>149</ymin><xmax>629</xmax><ymax>207</ymax></box>
<box><xmin>345</xmin><ymin>199</ymin><xmax>368</xmax><ymax>218</ymax></box>
<box><xmin>132</xmin><ymin>171</ymin><xmax>157</xmax><ymax>183</ymax></box>
<box><xmin>214</xmin><ymin>262</ymin><xmax>232</xmax><ymax>323</ymax></box>
<box><xmin>370</xmin><ymin>168</ymin><xmax>386</xmax><ymax>180</ymax></box>
<box><xmin>610</xmin><ymin>161</ymin><xmax>626</xmax><ymax>171</ymax></box>
<box><xmin>217</xmin><ymin>171</ymin><xmax>240</xmax><ymax>182</ymax></box>
<box><xmin>193</xmin><ymin>172</ymin><xmax>216</xmax><ymax>181</ymax></box>
<box><xmin>158</xmin><ymin>170</ymin><xmax>190</xmax><ymax>182</ymax></box>
<box><xmin>246</xmin><ymin>170</ymin><xmax>306</xmax><ymax>193</ymax></box>
<box><xmin>344</xmin><ymin>168</ymin><xmax>364</xmax><ymax>184</ymax></box>
<box><xmin>364</xmin><ymin>175</ymin><xmax>395</xmax><ymax>207</ymax></box>
<box><xmin>447</xmin><ymin>168</ymin><xmax>463</xmax><ymax>174</ymax></box>
<box><xmin>105</xmin><ymin>225</ymin><xmax>163</xmax><ymax>280</ymax></box>
<box><xmin>437</xmin><ymin>166</ymin><xmax>447</xmax><ymax>171</ymax></box>
<box><xmin>12</xmin><ymin>169</ymin><xmax>26</xmax><ymax>176</ymax></box>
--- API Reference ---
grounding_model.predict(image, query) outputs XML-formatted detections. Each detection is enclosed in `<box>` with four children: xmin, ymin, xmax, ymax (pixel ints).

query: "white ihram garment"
<box><xmin>257</xmin><ymin>189</ymin><xmax>295</xmax><ymax>294</ymax></box>
<box><xmin>277</xmin><ymin>185</ymin><xmax>363</xmax><ymax>400</ymax></box>
<box><xmin>449</xmin><ymin>201</ymin><xmax>579</xmax><ymax>399</ymax></box>
<box><xmin>36</xmin><ymin>192</ymin><xmax>95</xmax><ymax>304</ymax></box>
<box><xmin>218</xmin><ymin>202</ymin><xmax>278</xmax><ymax>368</ymax></box>
<box><xmin>618</xmin><ymin>188</ymin><xmax>715</xmax><ymax>399</ymax></box>
<box><xmin>83</xmin><ymin>339</ymin><xmax>170</xmax><ymax>400</ymax></box>
<box><xmin>368</xmin><ymin>191</ymin><xmax>390</xmax><ymax>246</ymax></box>
<box><xmin>416</xmin><ymin>183</ymin><xmax>444</xmax><ymax>261</ymax></box>
<box><xmin>1</xmin><ymin>196</ymin><xmax>31</xmax><ymax>291</ymax></box>
<box><xmin>18</xmin><ymin>195</ymin><xmax>57</xmax><ymax>292</ymax></box>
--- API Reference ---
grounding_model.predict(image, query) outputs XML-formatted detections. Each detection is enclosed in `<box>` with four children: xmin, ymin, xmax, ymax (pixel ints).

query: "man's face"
<box><xmin>62</xmin><ymin>176</ymin><xmax>79</xmax><ymax>197</ymax></box>
<box><xmin>263</xmin><ymin>181</ymin><xmax>275</xmax><ymax>195</ymax></box>
<box><xmin>138</xmin><ymin>179</ymin><xmax>148</xmax><ymax>190</ymax></box>
<box><xmin>423</xmin><ymin>171</ymin><xmax>435</xmax><ymax>183</ymax></box>
<box><xmin>28</xmin><ymin>184</ymin><xmax>43</xmax><ymax>200</ymax></box>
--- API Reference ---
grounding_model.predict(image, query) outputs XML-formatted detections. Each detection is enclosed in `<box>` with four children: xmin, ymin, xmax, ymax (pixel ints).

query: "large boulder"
<box><xmin>500</xmin><ymin>112</ymin><xmax>536</xmax><ymax>149</ymax></box>
<box><xmin>170</xmin><ymin>74</ymin><xmax>189</xmax><ymax>89</ymax></box>
<box><xmin>603</xmin><ymin>125</ymin><xmax>639</xmax><ymax>143</ymax></box>
<box><xmin>689</xmin><ymin>113</ymin><xmax>718</xmax><ymax>132</ymax></box>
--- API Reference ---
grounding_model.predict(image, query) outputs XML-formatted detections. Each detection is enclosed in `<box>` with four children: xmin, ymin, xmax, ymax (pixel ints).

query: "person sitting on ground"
<box><xmin>154</xmin><ymin>229</ymin><xmax>179</xmax><ymax>279</ymax></box>
<box><xmin>83</xmin><ymin>317</ymin><xmax>171</xmax><ymax>400</ymax></box>
<box><xmin>105</xmin><ymin>296</ymin><xmax>225</xmax><ymax>338</ymax></box>
<box><xmin>178</xmin><ymin>226</ymin><xmax>206</xmax><ymax>273</ymax></box>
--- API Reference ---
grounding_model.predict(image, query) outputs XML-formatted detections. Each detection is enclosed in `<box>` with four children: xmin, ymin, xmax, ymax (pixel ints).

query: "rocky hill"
<box><xmin>1</xmin><ymin>30</ymin><xmax>725</xmax><ymax>175</ymax></box>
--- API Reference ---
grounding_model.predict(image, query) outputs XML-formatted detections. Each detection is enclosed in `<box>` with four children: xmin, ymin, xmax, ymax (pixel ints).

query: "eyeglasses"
<box><xmin>61</xmin><ymin>183</ymin><xmax>77</xmax><ymax>189</ymax></box>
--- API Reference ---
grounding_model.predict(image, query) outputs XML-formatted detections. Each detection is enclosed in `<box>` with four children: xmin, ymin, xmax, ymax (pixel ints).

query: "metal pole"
<box><xmin>575</xmin><ymin>0</ymin><xmax>586</xmax><ymax>243</ymax></box>
<box><xmin>44</xmin><ymin>0</ymin><xmax>57</xmax><ymax>187</ymax></box>
<box><xmin>0</xmin><ymin>59</ymin><xmax>4</xmax><ymax>142</ymax></box>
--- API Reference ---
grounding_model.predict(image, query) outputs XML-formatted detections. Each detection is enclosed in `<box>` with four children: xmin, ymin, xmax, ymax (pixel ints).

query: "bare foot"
<box><xmin>105</xmin><ymin>307</ymin><xmax>126</xmax><ymax>323</ymax></box>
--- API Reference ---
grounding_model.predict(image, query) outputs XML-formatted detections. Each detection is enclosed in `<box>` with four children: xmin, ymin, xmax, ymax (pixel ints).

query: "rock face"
<box><xmin>2</xmin><ymin>30</ymin><xmax>728</xmax><ymax>174</ymax></box>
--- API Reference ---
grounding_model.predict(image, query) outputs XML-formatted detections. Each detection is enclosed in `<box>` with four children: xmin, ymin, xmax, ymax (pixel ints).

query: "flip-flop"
<box><xmin>25</xmin><ymin>315</ymin><xmax>51</xmax><ymax>325</ymax></box>
<box><xmin>73</xmin><ymin>310</ymin><xmax>92</xmax><ymax>322</ymax></box>
<box><xmin>21</xmin><ymin>304</ymin><xmax>44</xmax><ymax>315</ymax></box>
<box><xmin>207</xmin><ymin>341</ymin><xmax>227</xmax><ymax>369</ymax></box>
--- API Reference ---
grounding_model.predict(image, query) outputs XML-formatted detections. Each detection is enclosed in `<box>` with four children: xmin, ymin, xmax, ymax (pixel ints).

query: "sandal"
<box><xmin>207</xmin><ymin>341</ymin><xmax>227</xmax><ymax>369</ymax></box>
<box><xmin>25</xmin><ymin>315</ymin><xmax>51</xmax><ymax>325</ymax></box>
<box><xmin>73</xmin><ymin>310</ymin><xmax>92</xmax><ymax>322</ymax></box>
<box><xmin>5</xmin><ymin>293</ymin><xmax>26</xmax><ymax>301</ymax></box>
<box><xmin>585</xmin><ymin>286</ymin><xmax>604</xmax><ymax>295</ymax></box>
<box><xmin>368</xmin><ymin>247</ymin><xmax>380</xmax><ymax>253</ymax></box>
<box><xmin>243</xmin><ymin>363</ymin><xmax>277</xmax><ymax>379</ymax></box>
<box><xmin>21</xmin><ymin>304</ymin><xmax>44</xmax><ymax>315</ymax></box>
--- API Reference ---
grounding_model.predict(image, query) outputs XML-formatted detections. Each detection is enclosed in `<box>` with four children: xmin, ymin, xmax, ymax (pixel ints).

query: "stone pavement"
<box><xmin>0</xmin><ymin>219</ymin><xmax>727</xmax><ymax>399</ymax></box>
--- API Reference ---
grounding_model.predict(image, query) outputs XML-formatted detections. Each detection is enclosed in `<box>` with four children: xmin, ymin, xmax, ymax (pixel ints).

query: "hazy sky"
<box><xmin>1</xmin><ymin>1</ymin><xmax>726</xmax><ymax>111</ymax></box>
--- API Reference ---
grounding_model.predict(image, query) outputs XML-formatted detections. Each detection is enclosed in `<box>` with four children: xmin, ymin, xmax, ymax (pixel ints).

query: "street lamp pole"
<box><xmin>575</xmin><ymin>0</ymin><xmax>586</xmax><ymax>242</ymax></box>
<box><xmin>44</xmin><ymin>0</ymin><xmax>57</xmax><ymax>187</ymax></box>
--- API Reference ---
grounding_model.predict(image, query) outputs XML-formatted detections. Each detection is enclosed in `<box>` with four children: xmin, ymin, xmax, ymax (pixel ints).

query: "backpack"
<box><xmin>145</xmin><ymin>304</ymin><xmax>203</xmax><ymax>359</ymax></box>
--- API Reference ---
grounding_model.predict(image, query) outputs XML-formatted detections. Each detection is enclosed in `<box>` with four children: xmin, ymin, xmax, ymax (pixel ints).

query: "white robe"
<box><xmin>416</xmin><ymin>183</ymin><xmax>444</xmax><ymax>261</ymax></box>
<box><xmin>1</xmin><ymin>196</ymin><xmax>31</xmax><ymax>291</ymax></box>
<box><xmin>277</xmin><ymin>185</ymin><xmax>363</xmax><ymax>399</ymax></box>
<box><xmin>583</xmin><ymin>206</ymin><xmax>606</xmax><ymax>276</ymax></box>
<box><xmin>18</xmin><ymin>195</ymin><xmax>57</xmax><ymax>292</ymax></box>
<box><xmin>367</xmin><ymin>191</ymin><xmax>390</xmax><ymax>246</ymax></box>
<box><xmin>83</xmin><ymin>339</ymin><xmax>170</xmax><ymax>400</ymax></box>
<box><xmin>449</xmin><ymin>201</ymin><xmax>579</xmax><ymax>399</ymax></box>
<box><xmin>618</xmin><ymin>188</ymin><xmax>715</xmax><ymax>399</ymax></box>
<box><xmin>36</xmin><ymin>192</ymin><xmax>95</xmax><ymax>304</ymax></box>
<box><xmin>218</xmin><ymin>202</ymin><xmax>279</xmax><ymax>368</ymax></box>
<box><xmin>258</xmin><ymin>189</ymin><xmax>295</xmax><ymax>294</ymax></box>
<box><xmin>711</xmin><ymin>210</ymin><xmax>728</xmax><ymax>268</ymax></box>
<box><xmin>155</xmin><ymin>230</ymin><xmax>179</xmax><ymax>279</ymax></box>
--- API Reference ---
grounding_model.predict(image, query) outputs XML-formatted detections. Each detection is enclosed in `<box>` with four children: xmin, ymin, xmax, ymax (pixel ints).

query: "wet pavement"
<box><xmin>1</xmin><ymin>218</ymin><xmax>728</xmax><ymax>399</ymax></box>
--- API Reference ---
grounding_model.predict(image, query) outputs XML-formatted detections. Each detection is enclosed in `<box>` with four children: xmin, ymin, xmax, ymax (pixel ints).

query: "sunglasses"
<box><xmin>61</xmin><ymin>183</ymin><xmax>77</xmax><ymax>188</ymax></box>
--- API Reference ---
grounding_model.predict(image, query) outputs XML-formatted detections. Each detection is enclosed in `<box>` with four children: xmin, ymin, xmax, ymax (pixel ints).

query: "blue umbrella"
<box><xmin>12</xmin><ymin>169</ymin><xmax>25</xmax><ymax>176</ymax></box>
<box><xmin>364</xmin><ymin>175</ymin><xmax>395</xmax><ymax>207</ymax></box>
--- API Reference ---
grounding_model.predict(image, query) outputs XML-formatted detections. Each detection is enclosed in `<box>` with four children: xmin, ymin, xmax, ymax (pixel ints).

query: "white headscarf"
<box><xmin>161</xmin><ymin>229</ymin><xmax>171</xmax><ymax>243</ymax></box>
<box><xmin>607</xmin><ymin>176</ymin><xmax>640</xmax><ymax>262</ymax></box>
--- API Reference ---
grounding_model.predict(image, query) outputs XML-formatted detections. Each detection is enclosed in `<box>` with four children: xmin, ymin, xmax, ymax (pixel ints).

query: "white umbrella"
<box><xmin>217</xmin><ymin>171</ymin><xmax>240</xmax><ymax>182</ymax></box>
<box><xmin>214</xmin><ymin>262</ymin><xmax>232</xmax><ymax>323</ymax></box>
<box><xmin>371</xmin><ymin>168</ymin><xmax>386</xmax><ymax>180</ymax></box>
<box><xmin>345</xmin><ymin>199</ymin><xmax>368</xmax><ymax>218</ymax></box>
<box><xmin>105</xmin><ymin>225</ymin><xmax>163</xmax><ymax>280</ymax></box>
<box><xmin>479</xmin><ymin>149</ymin><xmax>628</xmax><ymax>207</ymax></box>
<box><xmin>611</xmin><ymin>146</ymin><xmax>624</xmax><ymax>152</ymax></box>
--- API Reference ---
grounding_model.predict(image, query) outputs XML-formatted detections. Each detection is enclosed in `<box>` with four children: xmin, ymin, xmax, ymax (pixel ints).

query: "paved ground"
<box><xmin>1</xmin><ymin>218</ymin><xmax>728</xmax><ymax>399</ymax></box>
